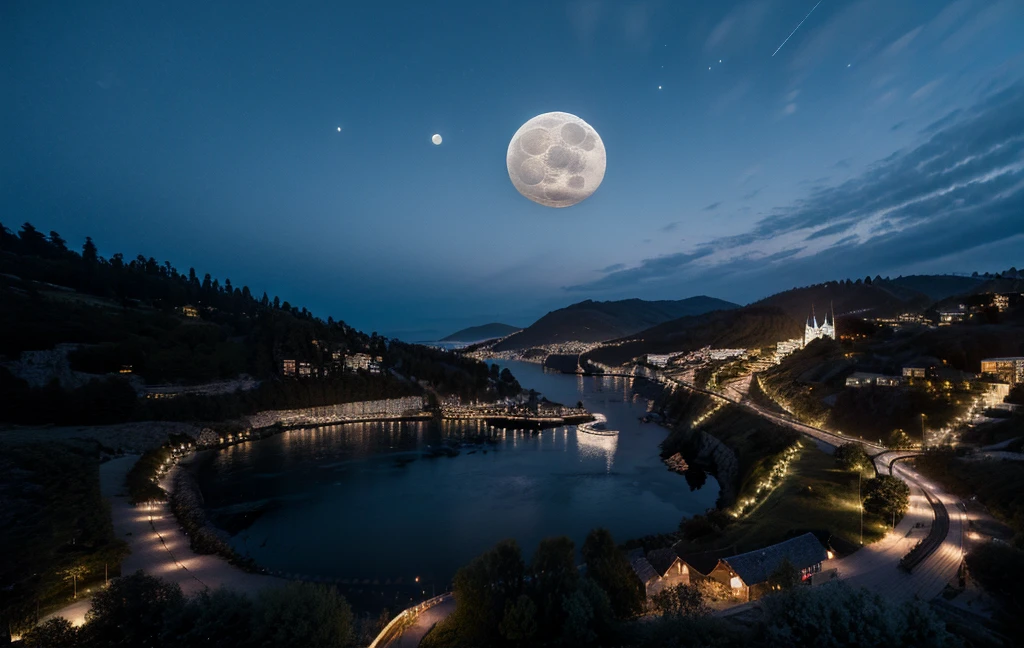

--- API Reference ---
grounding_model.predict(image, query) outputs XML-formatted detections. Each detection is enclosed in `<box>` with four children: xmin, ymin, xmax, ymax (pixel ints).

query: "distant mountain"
<box><xmin>751</xmin><ymin>281</ymin><xmax>930</xmax><ymax>321</ymax></box>
<box><xmin>441</xmin><ymin>323</ymin><xmax>521</xmax><ymax>342</ymax></box>
<box><xmin>585</xmin><ymin>306</ymin><xmax>802</xmax><ymax>367</ymax></box>
<box><xmin>492</xmin><ymin>296</ymin><xmax>739</xmax><ymax>351</ymax></box>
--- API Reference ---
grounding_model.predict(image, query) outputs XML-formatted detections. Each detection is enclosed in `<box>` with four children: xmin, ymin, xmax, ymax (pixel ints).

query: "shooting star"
<box><xmin>772</xmin><ymin>0</ymin><xmax>824</xmax><ymax>57</ymax></box>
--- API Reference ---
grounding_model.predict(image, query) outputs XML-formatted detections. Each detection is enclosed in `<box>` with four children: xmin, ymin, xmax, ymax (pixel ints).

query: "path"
<box><xmin>44</xmin><ymin>455</ymin><xmax>281</xmax><ymax>627</ymax></box>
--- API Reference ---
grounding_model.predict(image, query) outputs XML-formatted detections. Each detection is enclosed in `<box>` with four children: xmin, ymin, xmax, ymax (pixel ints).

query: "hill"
<box><xmin>0</xmin><ymin>221</ymin><xmax>519</xmax><ymax>425</ymax></box>
<box><xmin>492</xmin><ymin>296</ymin><xmax>738</xmax><ymax>351</ymax></box>
<box><xmin>441</xmin><ymin>322</ymin><xmax>521</xmax><ymax>342</ymax></box>
<box><xmin>882</xmin><ymin>275</ymin><xmax>985</xmax><ymax>301</ymax></box>
<box><xmin>751</xmin><ymin>279</ymin><xmax>929</xmax><ymax>321</ymax></box>
<box><xmin>585</xmin><ymin>306</ymin><xmax>802</xmax><ymax>367</ymax></box>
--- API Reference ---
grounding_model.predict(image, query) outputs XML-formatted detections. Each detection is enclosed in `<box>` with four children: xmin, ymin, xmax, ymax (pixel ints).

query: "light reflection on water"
<box><xmin>198</xmin><ymin>360</ymin><xmax>718</xmax><ymax>585</ymax></box>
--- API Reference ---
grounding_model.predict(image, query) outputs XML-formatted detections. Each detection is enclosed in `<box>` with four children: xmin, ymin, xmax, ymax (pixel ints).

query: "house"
<box><xmin>707</xmin><ymin>533</ymin><xmax>827</xmax><ymax>602</ymax></box>
<box><xmin>980</xmin><ymin>357</ymin><xmax>1024</xmax><ymax>386</ymax></box>
<box><xmin>181</xmin><ymin>304</ymin><xmax>199</xmax><ymax>319</ymax></box>
<box><xmin>646</xmin><ymin>547</ymin><xmax>691</xmax><ymax>588</ymax></box>
<box><xmin>845</xmin><ymin>372</ymin><xmax>901</xmax><ymax>388</ymax></box>
<box><xmin>281</xmin><ymin>359</ymin><xmax>297</xmax><ymax>376</ymax></box>
<box><xmin>628</xmin><ymin>549</ymin><xmax>663</xmax><ymax>600</ymax></box>
<box><xmin>902</xmin><ymin>360</ymin><xmax>937</xmax><ymax>379</ymax></box>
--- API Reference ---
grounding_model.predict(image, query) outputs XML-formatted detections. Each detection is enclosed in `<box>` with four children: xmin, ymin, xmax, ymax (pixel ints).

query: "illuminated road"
<box><xmin>714</xmin><ymin>376</ymin><xmax>963</xmax><ymax>601</ymax></box>
<box><xmin>43</xmin><ymin>455</ymin><xmax>281</xmax><ymax>629</ymax></box>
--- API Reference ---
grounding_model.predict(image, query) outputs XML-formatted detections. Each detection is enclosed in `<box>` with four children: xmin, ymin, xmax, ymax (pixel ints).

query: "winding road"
<box><xmin>715</xmin><ymin>376</ymin><xmax>964</xmax><ymax>601</ymax></box>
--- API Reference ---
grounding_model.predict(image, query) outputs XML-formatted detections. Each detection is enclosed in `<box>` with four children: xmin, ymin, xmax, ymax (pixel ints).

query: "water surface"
<box><xmin>198</xmin><ymin>361</ymin><xmax>718</xmax><ymax>590</ymax></box>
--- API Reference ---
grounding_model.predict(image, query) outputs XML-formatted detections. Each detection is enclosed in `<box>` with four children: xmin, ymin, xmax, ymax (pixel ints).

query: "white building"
<box><xmin>804</xmin><ymin>306</ymin><xmax>836</xmax><ymax>346</ymax></box>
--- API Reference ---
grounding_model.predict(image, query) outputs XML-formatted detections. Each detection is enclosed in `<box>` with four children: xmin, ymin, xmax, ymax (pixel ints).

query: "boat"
<box><xmin>577</xmin><ymin>412</ymin><xmax>618</xmax><ymax>436</ymax></box>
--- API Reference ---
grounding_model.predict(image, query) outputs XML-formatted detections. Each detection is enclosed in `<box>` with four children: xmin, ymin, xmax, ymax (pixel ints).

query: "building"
<box><xmin>902</xmin><ymin>360</ymin><xmax>936</xmax><ymax>379</ymax></box>
<box><xmin>628</xmin><ymin>549</ymin><xmax>663</xmax><ymax>600</ymax></box>
<box><xmin>647</xmin><ymin>354</ymin><xmax>672</xmax><ymax>367</ymax></box>
<box><xmin>297</xmin><ymin>361</ymin><xmax>312</xmax><ymax>377</ymax></box>
<box><xmin>993</xmin><ymin>294</ymin><xmax>1009</xmax><ymax>312</ymax></box>
<box><xmin>803</xmin><ymin>306</ymin><xmax>836</xmax><ymax>347</ymax></box>
<box><xmin>181</xmin><ymin>305</ymin><xmax>199</xmax><ymax>319</ymax></box>
<box><xmin>281</xmin><ymin>359</ymin><xmax>297</xmax><ymax>376</ymax></box>
<box><xmin>938</xmin><ymin>307</ymin><xmax>966</xmax><ymax>325</ymax></box>
<box><xmin>845</xmin><ymin>372</ymin><xmax>901</xmax><ymax>388</ymax></box>
<box><xmin>646</xmin><ymin>548</ymin><xmax>691</xmax><ymax>588</ymax></box>
<box><xmin>980</xmin><ymin>357</ymin><xmax>1024</xmax><ymax>386</ymax></box>
<box><xmin>707</xmin><ymin>533</ymin><xmax>827</xmax><ymax>602</ymax></box>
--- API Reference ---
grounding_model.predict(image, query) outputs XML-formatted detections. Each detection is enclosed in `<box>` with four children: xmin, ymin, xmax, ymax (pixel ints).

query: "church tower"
<box><xmin>804</xmin><ymin>304</ymin><xmax>837</xmax><ymax>347</ymax></box>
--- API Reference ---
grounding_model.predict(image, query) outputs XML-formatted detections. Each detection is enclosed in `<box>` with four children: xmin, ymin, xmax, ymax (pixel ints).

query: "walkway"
<box><xmin>44</xmin><ymin>455</ymin><xmax>281</xmax><ymax>627</ymax></box>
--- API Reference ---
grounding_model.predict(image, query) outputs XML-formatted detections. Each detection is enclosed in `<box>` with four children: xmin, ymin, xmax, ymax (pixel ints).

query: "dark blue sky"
<box><xmin>4</xmin><ymin>1</ymin><xmax>1023</xmax><ymax>339</ymax></box>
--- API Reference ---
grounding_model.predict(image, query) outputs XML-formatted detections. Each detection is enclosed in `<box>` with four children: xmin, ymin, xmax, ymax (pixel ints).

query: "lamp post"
<box><xmin>859</xmin><ymin>470</ymin><xmax>863</xmax><ymax>545</ymax></box>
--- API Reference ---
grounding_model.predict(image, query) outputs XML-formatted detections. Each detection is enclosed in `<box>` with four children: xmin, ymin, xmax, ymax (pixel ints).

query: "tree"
<box><xmin>83</xmin><ymin>571</ymin><xmax>185</xmax><ymax>648</ymax></box>
<box><xmin>767</xmin><ymin>558</ymin><xmax>802</xmax><ymax>591</ymax></box>
<box><xmin>60</xmin><ymin>564</ymin><xmax>89</xmax><ymax>599</ymax></box>
<box><xmin>581</xmin><ymin>528</ymin><xmax>644</xmax><ymax>618</ymax></box>
<box><xmin>652</xmin><ymin>583</ymin><xmax>708</xmax><ymax>618</ymax></box>
<box><xmin>761</xmin><ymin>580</ymin><xmax>957</xmax><ymax>647</ymax></box>
<box><xmin>251</xmin><ymin>582</ymin><xmax>354</xmax><ymax>648</ymax></box>
<box><xmin>20</xmin><ymin>617</ymin><xmax>79</xmax><ymax>648</ymax></box>
<box><xmin>886</xmin><ymin>428</ymin><xmax>914</xmax><ymax>450</ymax></box>
<box><xmin>834</xmin><ymin>442</ymin><xmax>870</xmax><ymax>473</ymax></box>
<box><xmin>48</xmin><ymin>230</ymin><xmax>68</xmax><ymax>253</ymax></box>
<box><xmin>863</xmin><ymin>475</ymin><xmax>910</xmax><ymax>521</ymax></box>
<box><xmin>530</xmin><ymin>536</ymin><xmax>579</xmax><ymax>637</ymax></box>
<box><xmin>560</xmin><ymin>588</ymin><xmax>597</xmax><ymax>646</ymax></box>
<box><xmin>499</xmin><ymin>595</ymin><xmax>538</xmax><ymax>644</ymax></box>
<box><xmin>18</xmin><ymin>222</ymin><xmax>49</xmax><ymax>256</ymax></box>
<box><xmin>161</xmin><ymin>588</ymin><xmax>255</xmax><ymax>648</ymax></box>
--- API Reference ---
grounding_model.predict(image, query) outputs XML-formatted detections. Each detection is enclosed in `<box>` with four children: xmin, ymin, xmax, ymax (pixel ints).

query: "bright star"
<box><xmin>658</xmin><ymin>85</ymin><xmax>662</xmax><ymax>90</ymax></box>
<box><xmin>337</xmin><ymin>127</ymin><xmax>342</xmax><ymax>132</ymax></box>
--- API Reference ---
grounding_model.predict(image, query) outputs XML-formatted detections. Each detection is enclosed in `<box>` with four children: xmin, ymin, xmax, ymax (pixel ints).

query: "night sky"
<box><xmin>5</xmin><ymin>1</ymin><xmax>1023</xmax><ymax>340</ymax></box>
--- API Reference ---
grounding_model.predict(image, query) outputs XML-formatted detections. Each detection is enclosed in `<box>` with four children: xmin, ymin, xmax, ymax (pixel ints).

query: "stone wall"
<box><xmin>246</xmin><ymin>396</ymin><xmax>426</xmax><ymax>430</ymax></box>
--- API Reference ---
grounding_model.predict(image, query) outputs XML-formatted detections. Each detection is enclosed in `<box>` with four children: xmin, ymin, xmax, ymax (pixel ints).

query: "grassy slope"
<box><xmin>677</xmin><ymin>445</ymin><xmax>888</xmax><ymax>555</ymax></box>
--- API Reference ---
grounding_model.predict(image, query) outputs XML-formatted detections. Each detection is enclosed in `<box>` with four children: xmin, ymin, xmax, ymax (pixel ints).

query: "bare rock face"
<box><xmin>2</xmin><ymin>343</ymin><xmax>142</xmax><ymax>391</ymax></box>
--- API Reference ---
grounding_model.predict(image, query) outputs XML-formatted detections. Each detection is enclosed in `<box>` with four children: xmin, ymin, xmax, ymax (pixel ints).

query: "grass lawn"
<box><xmin>679</xmin><ymin>444</ymin><xmax>888</xmax><ymax>555</ymax></box>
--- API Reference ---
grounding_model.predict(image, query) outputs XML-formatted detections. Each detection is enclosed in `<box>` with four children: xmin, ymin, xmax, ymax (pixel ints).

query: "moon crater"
<box><xmin>506</xmin><ymin>111</ymin><xmax>606</xmax><ymax>208</ymax></box>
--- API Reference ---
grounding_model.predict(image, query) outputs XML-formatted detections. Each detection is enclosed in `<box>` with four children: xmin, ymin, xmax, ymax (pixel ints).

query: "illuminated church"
<box><xmin>804</xmin><ymin>306</ymin><xmax>836</xmax><ymax>346</ymax></box>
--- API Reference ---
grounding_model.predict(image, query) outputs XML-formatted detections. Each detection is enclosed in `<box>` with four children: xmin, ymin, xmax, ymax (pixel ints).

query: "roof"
<box><xmin>627</xmin><ymin>549</ymin><xmax>659</xmax><ymax>585</ymax></box>
<box><xmin>647</xmin><ymin>547</ymin><xmax>681</xmax><ymax>576</ymax></box>
<box><xmin>721</xmin><ymin>533</ymin><xmax>827</xmax><ymax>586</ymax></box>
<box><xmin>676</xmin><ymin>546</ymin><xmax>736</xmax><ymax>576</ymax></box>
<box><xmin>981</xmin><ymin>357</ymin><xmax>1024</xmax><ymax>362</ymax></box>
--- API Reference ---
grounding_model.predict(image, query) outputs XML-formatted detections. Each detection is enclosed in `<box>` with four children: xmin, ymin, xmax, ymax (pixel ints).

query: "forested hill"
<box><xmin>584</xmin><ymin>306</ymin><xmax>802</xmax><ymax>367</ymax></box>
<box><xmin>441</xmin><ymin>322</ymin><xmax>521</xmax><ymax>342</ymax></box>
<box><xmin>751</xmin><ymin>279</ymin><xmax>930</xmax><ymax>321</ymax></box>
<box><xmin>493</xmin><ymin>296</ymin><xmax>738</xmax><ymax>351</ymax></box>
<box><xmin>0</xmin><ymin>221</ymin><xmax>520</xmax><ymax>425</ymax></box>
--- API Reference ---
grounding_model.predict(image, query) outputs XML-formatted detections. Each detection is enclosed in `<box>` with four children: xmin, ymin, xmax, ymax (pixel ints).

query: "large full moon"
<box><xmin>431</xmin><ymin>133</ymin><xmax>442</xmax><ymax>145</ymax></box>
<box><xmin>506</xmin><ymin>111</ymin><xmax>606</xmax><ymax>208</ymax></box>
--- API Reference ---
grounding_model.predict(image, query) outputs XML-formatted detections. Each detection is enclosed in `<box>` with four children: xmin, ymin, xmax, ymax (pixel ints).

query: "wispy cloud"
<box><xmin>910</xmin><ymin>78</ymin><xmax>943</xmax><ymax>101</ymax></box>
<box><xmin>881</xmin><ymin>25</ymin><xmax>922</xmax><ymax>57</ymax></box>
<box><xmin>659</xmin><ymin>222</ymin><xmax>679</xmax><ymax>232</ymax></box>
<box><xmin>703</xmin><ymin>202</ymin><xmax>722</xmax><ymax>211</ymax></box>
<box><xmin>566</xmin><ymin>83</ymin><xmax>1024</xmax><ymax>294</ymax></box>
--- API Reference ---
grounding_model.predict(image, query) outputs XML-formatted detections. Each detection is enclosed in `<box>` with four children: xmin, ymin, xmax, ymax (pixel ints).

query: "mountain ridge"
<box><xmin>492</xmin><ymin>296</ymin><xmax>740</xmax><ymax>351</ymax></box>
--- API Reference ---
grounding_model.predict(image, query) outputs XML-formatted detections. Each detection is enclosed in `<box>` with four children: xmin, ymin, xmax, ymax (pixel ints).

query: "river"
<box><xmin>195</xmin><ymin>360</ymin><xmax>718</xmax><ymax>608</ymax></box>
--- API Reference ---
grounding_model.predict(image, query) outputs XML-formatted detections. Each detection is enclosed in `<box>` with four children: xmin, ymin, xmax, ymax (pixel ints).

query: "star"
<box><xmin>719</xmin><ymin>59</ymin><xmax>722</xmax><ymax>63</ymax></box>
<box><xmin>337</xmin><ymin>127</ymin><xmax>342</xmax><ymax>132</ymax></box>
<box><xmin>658</xmin><ymin>85</ymin><xmax>662</xmax><ymax>90</ymax></box>
<box><xmin>847</xmin><ymin>63</ymin><xmax>852</xmax><ymax>68</ymax></box>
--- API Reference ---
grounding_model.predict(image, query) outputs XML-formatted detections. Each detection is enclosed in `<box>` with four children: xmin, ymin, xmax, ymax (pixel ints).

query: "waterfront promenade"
<box><xmin>44</xmin><ymin>455</ymin><xmax>281</xmax><ymax>627</ymax></box>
